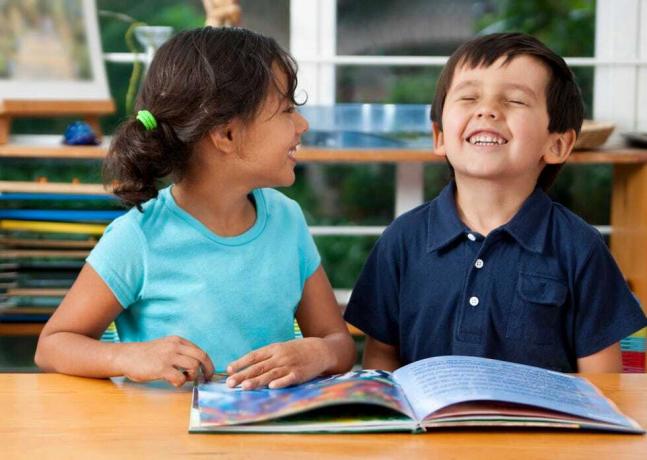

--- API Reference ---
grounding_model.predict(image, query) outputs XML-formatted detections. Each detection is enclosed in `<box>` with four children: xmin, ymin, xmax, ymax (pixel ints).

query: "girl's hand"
<box><xmin>116</xmin><ymin>336</ymin><xmax>215</xmax><ymax>387</ymax></box>
<box><xmin>226</xmin><ymin>338</ymin><xmax>336</xmax><ymax>390</ymax></box>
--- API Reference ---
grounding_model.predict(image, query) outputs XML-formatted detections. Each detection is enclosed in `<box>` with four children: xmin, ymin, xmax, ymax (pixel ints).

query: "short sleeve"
<box><xmin>291</xmin><ymin>201</ymin><xmax>321</xmax><ymax>282</ymax></box>
<box><xmin>574</xmin><ymin>236</ymin><xmax>647</xmax><ymax>357</ymax></box>
<box><xmin>344</xmin><ymin>230</ymin><xmax>400</xmax><ymax>345</ymax></box>
<box><xmin>86</xmin><ymin>215</ymin><xmax>146</xmax><ymax>308</ymax></box>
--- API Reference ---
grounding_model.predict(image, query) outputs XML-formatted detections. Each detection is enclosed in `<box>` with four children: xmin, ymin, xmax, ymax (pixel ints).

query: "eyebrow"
<box><xmin>451</xmin><ymin>80</ymin><xmax>538</xmax><ymax>99</ymax></box>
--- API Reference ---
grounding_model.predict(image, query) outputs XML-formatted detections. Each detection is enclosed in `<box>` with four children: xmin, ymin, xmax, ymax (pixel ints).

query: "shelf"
<box><xmin>0</xmin><ymin>323</ymin><xmax>44</xmax><ymax>336</ymax></box>
<box><xmin>0</xmin><ymin>181</ymin><xmax>108</xmax><ymax>194</ymax></box>
<box><xmin>0</xmin><ymin>135</ymin><xmax>107</xmax><ymax>159</ymax></box>
<box><xmin>2</xmin><ymin>135</ymin><xmax>647</xmax><ymax>163</ymax></box>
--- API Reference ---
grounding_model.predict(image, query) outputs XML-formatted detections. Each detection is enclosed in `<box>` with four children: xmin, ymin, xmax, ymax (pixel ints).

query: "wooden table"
<box><xmin>1</xmin><ymin>373</ymin><xmax>646</xmax><ymax>459</ymax></box>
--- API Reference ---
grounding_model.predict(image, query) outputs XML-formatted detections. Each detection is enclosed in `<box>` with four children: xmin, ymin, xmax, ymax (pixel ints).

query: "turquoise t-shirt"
<box><xmin>87</xmin><ymin>186</ymin><xmax>320</xmax><ymax>371</ymax></box>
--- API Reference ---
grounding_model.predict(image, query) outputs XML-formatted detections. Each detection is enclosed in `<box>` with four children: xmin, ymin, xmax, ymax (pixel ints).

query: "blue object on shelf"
<box><xmin>62</xmin><ymin>121</ymin><xmax>99</xmax><ymax>145</ymax></box>
<box><xmin>298</xmin><ymin>103</ymin><xmax>433</xmax><ymax>149</ymax></box>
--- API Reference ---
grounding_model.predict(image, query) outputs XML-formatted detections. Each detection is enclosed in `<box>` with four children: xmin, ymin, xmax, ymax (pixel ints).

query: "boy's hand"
<box><xmin>116</xmin><ymin>336</ymin><xmax>215</xmax><ymax>387</ymax></box>
<box><xmin>226</xmin><ymin>338</ymin><xmax>335</xmax><ymax>390</ymax></box>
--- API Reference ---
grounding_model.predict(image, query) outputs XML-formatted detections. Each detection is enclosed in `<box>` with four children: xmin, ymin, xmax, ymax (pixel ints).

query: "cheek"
<box><xmin>511</xmin><ymin>118</ymin><xmax>547</xmax><ymax>146</ymax></box>
<box><xmin>442</xmin><ymin>109</ymin><xmax>467</xmax><ymax>142</ymax></box>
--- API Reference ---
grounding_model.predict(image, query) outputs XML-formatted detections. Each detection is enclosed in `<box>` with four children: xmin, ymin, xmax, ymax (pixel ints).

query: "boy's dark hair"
<box><xmin>106</xmin><ymin>27</ymin><xmax>299</xmax><ymax>208</ymax></box>
<box><xmin>430</xmin><ymin>32</ymin><xmax>584</xmax><ymax>190</ymax></box>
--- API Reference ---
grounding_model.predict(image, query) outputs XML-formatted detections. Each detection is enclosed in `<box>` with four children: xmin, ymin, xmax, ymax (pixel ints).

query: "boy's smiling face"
<box><xmin>434</xmin><ymin>55</ymin><xmax>573</xmax><ymax>187</ymax></box>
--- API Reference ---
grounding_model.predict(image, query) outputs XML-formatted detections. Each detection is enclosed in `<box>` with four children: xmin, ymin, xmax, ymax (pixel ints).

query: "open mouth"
<box><xmin>467</xmin><ymin>133</ymin><xmax>508</xmax><ymax>146</ymax></box>
<box><xmin>288</xmin><ymin>144</ymin><xmax>300</xmax><ymax>161</ymax></box>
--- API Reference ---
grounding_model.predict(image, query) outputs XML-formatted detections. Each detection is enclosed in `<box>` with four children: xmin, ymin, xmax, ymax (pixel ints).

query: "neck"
<box><xmin>172</xmin><ymin>152</ymin><xmax>257</xmax><ymax>237</ymax></box>
<box><xmin>453</xmin><ymin>176</ymin><xmax>536</xmax><ymax>236</ymax></box>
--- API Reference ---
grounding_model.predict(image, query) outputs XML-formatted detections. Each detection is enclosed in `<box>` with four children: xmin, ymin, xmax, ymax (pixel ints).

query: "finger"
<box><xmin>227</xmin><ymin>358</ymin><xmax>276</xmax><ymax>388</ymax></box>
<box><xmin>163</xmin><ymin>368</ymin><xmax>188</xmax><ymax>388</ymax></box>
<box><xmin>176</xmin><ymin>342</ymin><xmax>216</xmax><ymax>380</ymax></box>
<box><xmin>173</xmin><ymin>366</ymin><xmax>197</xmax><ymax>382</ymax></box>
<box><xmin>227</xmin><ymin>347</ymin><xmax>273</xmax><ymax>374</ymax></box>
<box><xmin>268</xmin><ymin>371</ymin><xmax>299</xmax><ymax>389</ymax></box>
<box><xmin>241</xmin><ymin>367</ymin><xmax>289</xmax><ymax>390</ymax></box>
<box><xmin>172</xmin><ymin>355</ymin><xmax>200</xmax><ymax>381</ymax></box>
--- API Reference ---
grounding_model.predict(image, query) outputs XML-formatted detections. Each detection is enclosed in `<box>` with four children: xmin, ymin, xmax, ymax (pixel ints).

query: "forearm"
<box><xmin>320</xmin><ymin>331</ymin><xmax>357</xmax><ymax>374</ymax></box>
<box><xmin>35</xmin><ymin>332</ymin><xmax>129</xmax><ymax>378</ymax></box>
<box><xmin>577</xmin><ymin>342</ymin><xmax>623</xmax><ymax>373</ymax></box>
<box><xmin>362</xmin><ymin>336</ymin><xmax>401</xmax><ymax>371</ymax></box>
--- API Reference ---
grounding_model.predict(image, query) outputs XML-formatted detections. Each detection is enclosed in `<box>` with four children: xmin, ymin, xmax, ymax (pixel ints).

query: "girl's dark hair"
<box><xmin>431</xmin><ymin>33</ymin><xmax>584</xmax><ymax>190</ymax></box>
<box><xmin>105</xmin><ymin>27</ymin><xmax>299</xmax><ymax>208</ymax></box>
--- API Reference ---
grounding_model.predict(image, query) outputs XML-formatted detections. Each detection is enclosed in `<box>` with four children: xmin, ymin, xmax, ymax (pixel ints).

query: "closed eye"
<box><xmin>506</xmin><ymin>99</ymin><xmax>526</xmax><ymax>105</ymax></box>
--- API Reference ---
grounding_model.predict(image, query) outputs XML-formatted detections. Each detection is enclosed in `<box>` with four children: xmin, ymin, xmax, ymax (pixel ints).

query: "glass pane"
<box><xmin>336</xmin><ymin>0</ymin><xmax>595</xmax><ymax>57</ymax></box>
<box><xmin>314</xmin><ymin>236</ymin><xmax>380</xmax><ymax>289</ymax></box>
<box><xmin>475</xmin><ymin>0</ymin><xmax>596</xmax><ymax>57</ymax></box>
<box><xmin>337</xmin><ymin>0</ymin><xmax>480</xmax><ymax>56</ymax></box>
<box><xmin>337</xmin><ymin>66</ymin><xmax>441</xmax><ymax>104</ymax></box>
<box><xmin>238</xmin><ymin>0</ymin><xmax>290</xmax><ymax>50</ymax></box>
<box><xmin>98</xmin><ymin>0</ymin><xmax>289</xmax><ymax>51</ymax></box>
<box><xmin>282</xmin><ymin>164</ymin><xmax>395</xmax><ymax>227</ymax></box>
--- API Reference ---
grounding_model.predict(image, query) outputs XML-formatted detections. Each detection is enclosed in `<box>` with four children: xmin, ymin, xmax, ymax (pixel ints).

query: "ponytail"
<box><xmin>104</xmin><ymin>116</ymin><xmax>187</xmax><ymax>210</ymax></box>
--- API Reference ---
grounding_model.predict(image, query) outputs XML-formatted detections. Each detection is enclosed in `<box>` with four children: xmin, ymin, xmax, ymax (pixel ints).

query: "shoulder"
<box><xmin>368</xmin><ymin>201</ymin><xmax>432</xmax><ymax>264</ymax></box>
<box><xmin>550</xmin><ymin>202</ymin><xmax>604</xmax><ymax>249</ymax></box>
<box><xmin>258</xmin><ymin>188</ymin><xmax>305</xmax><ymax>219</ymax></box>
<box><xmin>382</xmin><ymin>200</ymin><xmax>431</xmax><ymax>244</ymax></box>
<box><xmin>103</xmin><ymin>188</ymin><xmax>170</xmax><ymax>241</ymax></box>
<box><xmin>547</xmin><ymin>202</ymin><xmax>610</xmax><ymax>277</ymax></box>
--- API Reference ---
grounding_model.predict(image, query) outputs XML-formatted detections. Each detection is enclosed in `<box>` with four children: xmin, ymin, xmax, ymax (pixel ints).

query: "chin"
<box><xmin>275</xmin><ymin>173</ymin><xmax>296</xmax><ymax>188</ymax></box>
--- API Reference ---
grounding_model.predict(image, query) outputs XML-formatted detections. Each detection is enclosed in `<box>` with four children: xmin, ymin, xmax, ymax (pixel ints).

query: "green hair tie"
<box><xmin>136</xmin><ymin>110</ymin><xmax>157</xmax><ymax>131</ymax></box>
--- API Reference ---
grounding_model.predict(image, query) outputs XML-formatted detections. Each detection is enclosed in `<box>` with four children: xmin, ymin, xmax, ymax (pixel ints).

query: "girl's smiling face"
<box><xmin>434</xmin><ymin>55</ymin><xmax>568</xmax><ymax>187</ymax></box>
<box><xmin>234</xmin><ymin>64</ymin><xmax>309</xmax><ymax>188</ymax></box>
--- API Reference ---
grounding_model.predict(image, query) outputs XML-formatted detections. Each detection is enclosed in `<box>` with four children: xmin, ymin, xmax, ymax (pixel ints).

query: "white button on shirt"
<box><xmin>475</xmin><ymin>259</ymin><xmax>484</xmax><ymax>269</ymax></box>
<box><xmin>467</xmin><ymin>233</ymin><xmax>476</xmax><ymax>241</ymax></box>
<box><xmin>469</xmin><ymin>296</ymin><xmax>479</xmax><ymax>306</ymax></box>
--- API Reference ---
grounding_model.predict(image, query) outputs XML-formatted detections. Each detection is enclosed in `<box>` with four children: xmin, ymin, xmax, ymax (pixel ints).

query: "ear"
<box><xmin>207</xmin><ymin>121</ymin><xmax>238</xmax><ymax>155</ymax></box>
<box><xmin>543</xmin><ymin>129</ymin><xmax>576</xmax><ymax>165</ymax></box>
<box><xmin>432</xmin><ymin>122</ymin><xmax>446</xmax><ymax>157</ymax></box>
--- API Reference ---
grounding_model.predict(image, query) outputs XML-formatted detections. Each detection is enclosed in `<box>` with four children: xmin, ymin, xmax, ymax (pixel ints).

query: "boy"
<box><xmin>344</xmin><ymin>33</ymin><xmax>647</xmax><ymax>373</ymax></box>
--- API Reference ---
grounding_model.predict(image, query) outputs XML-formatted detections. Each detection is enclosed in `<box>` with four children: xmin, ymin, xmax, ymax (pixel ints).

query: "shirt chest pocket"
<box><xmin>505</xmin><ymin>272</ymin><xmax>568</xmax><ymax>345</ymax></box>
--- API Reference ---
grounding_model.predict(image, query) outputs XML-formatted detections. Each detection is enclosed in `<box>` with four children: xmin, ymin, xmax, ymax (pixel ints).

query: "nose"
<box><xmin>475</xmin><ymin>99</ymin><xmax>501</xmax><ymax>120</ymax></box>
<box><xmin>295</xmin><ymin>111</ymin><xmax>309</xmax><ymax>133</ymax></box>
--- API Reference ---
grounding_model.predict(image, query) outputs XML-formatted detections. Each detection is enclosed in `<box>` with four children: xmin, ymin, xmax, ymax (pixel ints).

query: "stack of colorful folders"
<box><xmin>621</xmin><ymin>327</ymin><xmax>647</xmax><ymax>373</ymax></box>
<box><xmin>0</xmin><ymin>190</ymin><xmax>123</xmax><ymax>326</ymax></box>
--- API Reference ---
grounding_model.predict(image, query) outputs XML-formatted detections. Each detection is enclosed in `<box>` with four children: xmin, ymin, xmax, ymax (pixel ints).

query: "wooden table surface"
<box><xmin>1</xmin><ymin>373</ymin><xmax>646</xmax><ymax>459</ymax></box>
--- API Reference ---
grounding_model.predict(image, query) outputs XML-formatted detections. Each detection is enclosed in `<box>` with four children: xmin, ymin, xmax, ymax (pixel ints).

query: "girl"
<box><xmin>35</xmin><ymin>27</ymin><xmax>356</xmax><ymax>389</ymax></box>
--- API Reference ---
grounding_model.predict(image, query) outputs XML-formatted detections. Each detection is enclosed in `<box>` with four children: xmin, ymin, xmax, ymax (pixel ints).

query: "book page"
<box><xmin>197</xmin><ymin>370</ymin><xmax>416</xmax><ymax>427</ymax></box>
<box><xmin>393</xmin><ymin>356</ymin><xmax>632</xmax><ymax>427</ymax></box>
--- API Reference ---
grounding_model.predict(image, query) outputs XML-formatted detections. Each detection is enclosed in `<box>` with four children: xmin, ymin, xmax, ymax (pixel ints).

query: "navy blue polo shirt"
<box><xmin>345</xmin><ymin>182</ymin><xmax>647</xmax><ymax>372</ymax></box>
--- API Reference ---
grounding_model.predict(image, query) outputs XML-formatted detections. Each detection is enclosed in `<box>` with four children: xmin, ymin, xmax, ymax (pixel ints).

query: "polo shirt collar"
<box><xmin>502</xmin><ymin>187</ymin><xmax>552</xmax><ymax>254</ymax></box>
<box><xmin>426</xmin><ymin>182</ymin><xmax>551</xmax><ymax>254</ymax></box>
<box><xmin>426</xmin><ymin>182</ymin><xmax>467</xmax><ymax>252</ymax></box>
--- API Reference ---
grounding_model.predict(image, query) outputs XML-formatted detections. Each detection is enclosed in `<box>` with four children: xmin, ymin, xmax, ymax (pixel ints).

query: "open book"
<box><xmin>189</xmin><ymin>355</ymin><xmax>644</xmax><ymax>434</ymax></box>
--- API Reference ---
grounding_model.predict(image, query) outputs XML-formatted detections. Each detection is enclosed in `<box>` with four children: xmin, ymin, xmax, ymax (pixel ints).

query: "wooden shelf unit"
<box><xmin>0</xmin><ymin>100</ymin><xmax>115</xmax><ymax>145</ymax></box>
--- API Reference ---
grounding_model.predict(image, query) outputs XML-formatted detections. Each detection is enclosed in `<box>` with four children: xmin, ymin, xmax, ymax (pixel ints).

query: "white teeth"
<box><xmin>468</xmin><ymin>134</ymin><xmax>507</xmax><ymax>145</ymax></box>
